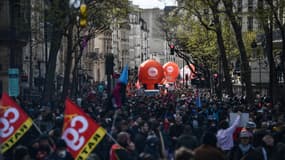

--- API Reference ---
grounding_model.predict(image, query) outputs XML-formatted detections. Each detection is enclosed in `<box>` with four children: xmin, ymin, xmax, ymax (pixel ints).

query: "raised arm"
<box><xmin>225</xmin><ymin>112</ymin><xmax>241</xmax><ymax>134</ymax></box>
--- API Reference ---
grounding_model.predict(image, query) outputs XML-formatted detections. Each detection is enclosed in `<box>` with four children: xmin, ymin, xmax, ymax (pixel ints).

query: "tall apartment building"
<box><xmin>23</xmin><ymin>0</ymin><xmax>47</xmax><ymax>90</ymax></box>
<box><xmin>140</xmin><ymin>7</ymin><xmax>184</xmax><ymax>68</ymax></box>
<box><xmin>87</xmin><ymin>30</ymin><xmax>112</xmax><ymax>82</ymax></box>
<box><xmin>141</xmin><ymin>8</ymin><xmax>165</xmax><ymax>58</ymax></box>
<box><xmin>83</xmin><ymin>3</ymin><xmax>150</xmax><ymax>83</ymax></box>
<box><xmin>235</xmin><ymin>0</ymin><xmax>259</xmax><ymax>32</ymax></box>
<box><xmin>129</xmin><ymin>4</ymin><xmax>149</xmax><ymax>69</ymax></box>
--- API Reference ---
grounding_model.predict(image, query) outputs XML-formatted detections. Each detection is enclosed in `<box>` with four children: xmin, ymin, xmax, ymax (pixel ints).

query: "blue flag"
<box><xmin>118</xmin><ymin>65</ymin><xmax>128</xmax><ymax>85</ymax></box>
<box><xmin>195</xmin><ymin>89</ymin><xmax>202</xmax><ymax>108</ymax></box>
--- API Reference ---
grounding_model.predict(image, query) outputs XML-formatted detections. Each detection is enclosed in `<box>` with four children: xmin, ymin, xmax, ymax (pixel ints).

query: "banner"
<box><xmin>0</xmin><ymin>93</ymin><xmax>33</xmax><ymax>153</ymax></box>
<box><xmin>230</xmin><ymin>112</ymin><xmax>249</xmax><ymax>127</ymax></box>
<box><xmin>62</xmin><ymin>98</ymin><xmax>106</xmax><ymax>160</ymax></box>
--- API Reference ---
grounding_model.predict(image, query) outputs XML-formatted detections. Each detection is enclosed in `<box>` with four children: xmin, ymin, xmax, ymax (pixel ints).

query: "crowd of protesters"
<box><xmin>1</xmin><ymin>81</ymin><xmax>285</xmax><ymax>160</ymax></box>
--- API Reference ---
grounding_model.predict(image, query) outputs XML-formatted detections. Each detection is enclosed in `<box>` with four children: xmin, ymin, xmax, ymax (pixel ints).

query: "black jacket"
<box><xmin>228</xmin><ymin>145</ymin><xmax>263</xmax><ymax>160</ymax></box>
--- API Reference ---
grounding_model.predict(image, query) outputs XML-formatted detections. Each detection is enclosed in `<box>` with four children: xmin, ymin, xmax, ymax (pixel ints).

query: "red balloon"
<box><xmin>138</xmin><ymin>59</ymin><xmax>164</xmax><ymax>89</ymax></box>
<box><xmin>163</xmin><ymin>62</ymin><xmax>180</xmax><ymax>83</ymax></box>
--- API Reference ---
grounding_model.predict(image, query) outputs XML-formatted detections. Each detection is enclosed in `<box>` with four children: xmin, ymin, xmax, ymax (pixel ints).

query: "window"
<box><xmin>237</xmin><ymin>0</ymin><xmax>243</xmax><ymax>12</ymax></box>
<box><xmin>247</xmin><ymin>16</ymin><xmax>253</xmax><ymax>31</ymax></box>
<box><xmin>237</xmin><ymin>16</ymin><xmax>242</xmax><ymax>26</ymax></box>
<box><xmin>248</xmin><ymin>0</ymin><xmax>253</xmax><ymax>12</ymax></box>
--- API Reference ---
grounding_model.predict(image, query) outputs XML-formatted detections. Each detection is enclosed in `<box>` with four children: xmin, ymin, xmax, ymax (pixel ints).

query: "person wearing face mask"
<box><xmin>48</xmin><ymin>139</ymin><xmax>73</xmax><ymax>160</ymax></box>
<box><xmin>228</xmin><ymin>130</ymin><xmax>262</xmax><ymax>160</ymax></box>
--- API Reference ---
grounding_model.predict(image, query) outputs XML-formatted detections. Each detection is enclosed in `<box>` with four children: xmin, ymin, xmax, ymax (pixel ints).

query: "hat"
<box><xmin>245</xmin><ymin>121</ymin><xmax>256</xmax><ymax>129</ymax></box>
<box><xmin>239</xmin><ymin>130</ymin><xmax>251</xmax><ymax>138</ymax></box>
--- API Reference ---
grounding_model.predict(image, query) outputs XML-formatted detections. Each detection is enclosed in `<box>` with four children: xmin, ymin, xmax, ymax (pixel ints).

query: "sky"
<box><xmin>130</xmin><ymin>0</ymin><xmax>177</xmax><ymax>9</ymax></box>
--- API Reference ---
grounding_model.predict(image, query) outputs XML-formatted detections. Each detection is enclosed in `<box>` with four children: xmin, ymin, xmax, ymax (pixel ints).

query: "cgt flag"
<box><xmin>0</xmin><ymin>93</ymin><xmax>33</xmax><ymax>153</ymax></box>
<box><xmin>62</xmin><ymin>98</ymin><xmax>106</xmax><ymax>160</ymax></box>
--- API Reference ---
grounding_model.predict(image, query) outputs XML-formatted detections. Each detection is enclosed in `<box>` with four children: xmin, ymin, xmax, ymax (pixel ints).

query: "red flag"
<box><xmin>62</xmin><ymin>98</ymin><xmax>106</xmax><ymax>160</ymax></box>
<box><xmin>0</xmin><ymin>93</ymin><xmax>33</xmax><ymax>153</ymax></box>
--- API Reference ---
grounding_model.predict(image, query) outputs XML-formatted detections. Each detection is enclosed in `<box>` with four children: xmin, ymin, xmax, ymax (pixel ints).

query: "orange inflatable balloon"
<box><xmin>163</xmin><ymin>62</ymin><xmax>180</xmax><ymax>83</ymax></box>
<box><xmin>139</xmin><ymin>59</ymin><xmax>164</xmax><ymax>89</ymax></box>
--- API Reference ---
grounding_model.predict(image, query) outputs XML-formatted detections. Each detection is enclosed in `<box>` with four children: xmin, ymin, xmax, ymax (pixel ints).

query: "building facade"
<box><xmin>129</xmin><ymin>4</ymin><xmax>149</xmax><ymax>69</ymax></box>
<box><xmin>141</xmin><ymin>8</ymin><xmax>165</xmax><ymax>59</ymax></box>
<box><xmin>0</xmin><ymin>0</ymin><xmax>31</xmax><ymax>95</ymax></box>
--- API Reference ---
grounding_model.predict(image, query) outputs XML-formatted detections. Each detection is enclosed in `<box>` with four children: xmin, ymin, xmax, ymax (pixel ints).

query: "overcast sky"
<box><xmin>130</xmin><ymin>0</ymin><xmax>177</xmax><ymax>9</ymax></box>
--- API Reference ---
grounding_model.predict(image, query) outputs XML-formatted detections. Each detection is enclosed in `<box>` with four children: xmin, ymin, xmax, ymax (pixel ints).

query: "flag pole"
<box><xmin>32</xmin><ymin>121</ymin><xmax>56</xmax><ymax>152</ymax></box>
<box><xmin>32</xmin><ymin>121</ymin><xmax>43</xmax><ymax>134</ymax></box>
<box><xmin>110</xmin><ymin>109</ymin><xmax>119</xmax><ymax>135</ymax></box>
<box><xmin>106</xmin><ymin>131</ymin><xmax>119</xmax><ymax>144</ymax></box>
<box><xmin>159</xmin><ymin>130</ymin><xmax>167</xmax><ymax>160</ymax></box>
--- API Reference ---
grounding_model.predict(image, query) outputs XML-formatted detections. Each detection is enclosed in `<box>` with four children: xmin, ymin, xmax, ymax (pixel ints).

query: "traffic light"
<box><xmin>79</xmin><ymin>3</ymin><xmax>87</xmax><ymax>27</ymax></box>
<box><xmin>170</xmin><ymin>45</ymin><xmax>175</xmax><ymax>55</ymax></box>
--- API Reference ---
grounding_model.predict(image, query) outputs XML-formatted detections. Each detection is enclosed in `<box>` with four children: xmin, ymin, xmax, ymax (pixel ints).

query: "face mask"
<box><xmin>239</xmin><ymin>144</ymin><xmax>251</xmax><ymax>155</ymax></box>
<box><xmin>57</xmin><ymin>150</ymin><xmax>66</xmax><ymax>158</ymax></box>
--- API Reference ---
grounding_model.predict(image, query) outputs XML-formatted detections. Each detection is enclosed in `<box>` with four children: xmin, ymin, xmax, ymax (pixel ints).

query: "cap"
<box><xmin>239</xmin><ymin>130</ymin><xmax>251</xmax><ymax>138</ymax></box>
<box><xmin>245</xmin><ymin>121</ymin><xmax>256</xmax><ymax>129</ymax></box>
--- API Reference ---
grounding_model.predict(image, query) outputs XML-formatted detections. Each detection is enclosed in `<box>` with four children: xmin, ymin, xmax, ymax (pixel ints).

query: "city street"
<box><xmin>1</xmin><ymin>0</ymin><xmax>285</xmax><ymax>160</ymax></box>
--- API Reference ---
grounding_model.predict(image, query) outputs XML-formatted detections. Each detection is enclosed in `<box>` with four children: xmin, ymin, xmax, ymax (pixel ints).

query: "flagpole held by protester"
<box><xmin>110</xmin><ymin>65</ymin><xmax>128</xmax><ymax>136</ymax></box>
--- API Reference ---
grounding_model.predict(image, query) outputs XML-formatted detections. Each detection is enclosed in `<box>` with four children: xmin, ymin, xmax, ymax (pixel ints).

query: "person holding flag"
<box><xmin>109</xmin><ymin>131</ymin><xmax>136</xmax><ymax>160</ymax></box>
<box><xmin>112</xmin><ymin>65</ymin><xmax>128</xmax><ymax>108</ymax></box>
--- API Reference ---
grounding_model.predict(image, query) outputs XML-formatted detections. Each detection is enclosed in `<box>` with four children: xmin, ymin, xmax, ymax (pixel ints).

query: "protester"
<box><xmin>134</xmin><ymin>121</ymin><xmax>150</xmax><ymax>155</ymax></box>
<box><xmin>228</xmin><ymin>130</ymin><xmax>262</xmax><ymax>160</ymax></box>
<box><xmin>174</xmin><ymin>147</ymin><xmax>195</xmax><ymax>160</ymax></box>
<box><xmin>12</xmin><ymin>145</ymin><xmax>31</xmax><ymax>160</ymax></box>
<box><xmin>216</xmin><ymin>111</ymin><xmax>241</xmax><ymax>152</ymax></box>
<box><xmin>34</xmin><ymin>144</ymin><xmax>51</xmax><ymax>160</ymax></box>
<box><xmin>47</xmin><ymin>139</ymin><xmax>73</xmax><ymax>160</ymax></box>
<box><xmin>194</xmin><ymin>132</ymin><xmax>226</xmax><ymax>160</ymax></box>
<box><xmin>109</xmin><ymin>132</ymin><xmax>136</xmax><ymax>160</ymax></box>
<box><xmin>175</xmin><ymin>125</ymin><xmax>199</xmax><ymax>150</ymax></box>
<box><xmin>169</xmin><ymin>114</ymin><xmax>184</xmax><ymax>151</ymax></box>
<box><xmin>143</xmin><ymin>134</ymin><xmax>160</xmax><ymax>160</ymax></box>
<box><xmin>256</xmin><ymin>134</ymin><xmax>285</xmax><ymax>160</ymax></box>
